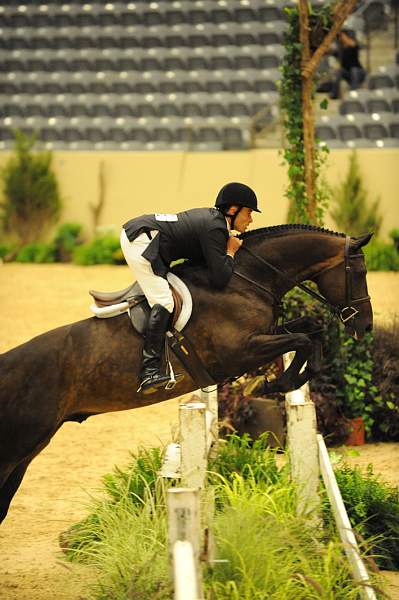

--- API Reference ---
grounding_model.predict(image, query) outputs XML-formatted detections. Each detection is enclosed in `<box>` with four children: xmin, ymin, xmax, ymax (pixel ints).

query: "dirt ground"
<box><xmin>0</xmin><ymin>265</ymin><xmax>398</xmax><ymax>600</ymax></box>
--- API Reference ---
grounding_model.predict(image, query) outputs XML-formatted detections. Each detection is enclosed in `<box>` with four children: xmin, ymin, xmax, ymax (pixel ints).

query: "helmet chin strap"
<box><xmin>228</xmin><ymin>206</ymin><xmax>242</xmax><ymax>230</ymax></box>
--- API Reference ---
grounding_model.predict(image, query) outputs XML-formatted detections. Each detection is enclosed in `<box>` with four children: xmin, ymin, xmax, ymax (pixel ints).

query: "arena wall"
<box><xmin>0</xmin><ymin>149</ymin><xmax>398</xmax><ymax>239</ymax></box>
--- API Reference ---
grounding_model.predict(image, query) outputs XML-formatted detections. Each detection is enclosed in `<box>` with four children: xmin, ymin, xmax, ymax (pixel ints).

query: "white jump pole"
<box><xmin>180</xmin><ymin>401</ymin><xmax>208</xmax><ymax>489</ymax></box>
<box><xmin>172</xmin><ymin>540</ymin><xmax>200</xmax><ymax>600</ymax></box>
<box><xmin>283</xmin><ymin>353</ymin><xmax>320</xmax><ymax>517</ymax></box>
<box><xmin>168</xmin><ymin>488</ymin><xmax>203</xmax><ymax>600</ymax></box>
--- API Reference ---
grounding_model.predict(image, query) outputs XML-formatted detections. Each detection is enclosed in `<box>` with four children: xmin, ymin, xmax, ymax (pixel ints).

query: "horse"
<box><xmin>0</xmin><ymin>225</ymin><xmax>373</xmax><ymax>523</ymax></box>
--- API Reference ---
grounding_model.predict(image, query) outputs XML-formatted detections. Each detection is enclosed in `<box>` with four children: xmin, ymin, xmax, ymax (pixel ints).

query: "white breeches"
<box><xmin>120</xmin><ymin>228</ymin><xmax>174</xmax><ymax>314</ymax></box>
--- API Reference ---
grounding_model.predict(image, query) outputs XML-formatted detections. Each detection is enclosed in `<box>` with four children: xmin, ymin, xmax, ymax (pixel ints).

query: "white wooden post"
<box><xmin>180</xmin><ymin>401</ymin><xmax>208</xmax><ymax>489</ymax></box>
<box><xmin>201</xmin><ymin>385</ymin><xmax>219</xmax><ymax>456</ymax></box>
<box><xmin>168</xmin><ymin>488</ymin><xmax>203</xmax><ymax>599</ymax></box>
<box><xmin>162</xmin><ymin>387</ymin><xmax>219</xmax><ymax>594</ymax></box>
<box><xmin>317</xmin><ymin>435</ymin><xmax>377</xmax><ymax>600</ymax></box>
<box><xmin>284</xmin><ymin>353</ymin><xmax>320</xmax><ymax>516</ymax></box>
<box><xmin>201</xmin><ymin>385</ymin><xmax>218</xmax><ymax>420</ymax></box>
<box><xmin>173</xmin><ymin>541</ymin><xmax>200</xmax><ymax>600</ymax></box>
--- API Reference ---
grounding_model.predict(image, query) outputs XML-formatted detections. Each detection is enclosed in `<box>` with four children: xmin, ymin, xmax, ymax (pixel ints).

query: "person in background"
<box><xmin>121</xmin><ymin>182</ymin><xmax>261</xmax><ymax>395</ymax></box>
<box><xmin>330</xmin><ymin>29</ymin><xmax>366</xmax><ymax>100</ymax></box>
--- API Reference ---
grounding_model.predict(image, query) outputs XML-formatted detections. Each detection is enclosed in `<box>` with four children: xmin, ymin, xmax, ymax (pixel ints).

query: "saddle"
<box><xmin>89</xmin><ymin>272</ymin><xmax>192</xmax><ymax>335</ymax></box>
<box><xmin>89</xmin><ymin>273</ymin><xmax>215</xmax><ymax>388</ymax></box>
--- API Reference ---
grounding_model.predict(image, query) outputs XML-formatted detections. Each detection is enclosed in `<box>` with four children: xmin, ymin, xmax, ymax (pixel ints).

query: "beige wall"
<box><xmin>1</xmin><ymin>148</ymin><xmax>398</xmax><ymax>239</ymax></box>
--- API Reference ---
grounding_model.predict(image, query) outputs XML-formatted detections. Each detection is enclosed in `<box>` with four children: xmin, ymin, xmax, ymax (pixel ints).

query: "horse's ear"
<box><xmin>351</xmin><ymin>232</ymin><xmax>373</xmax><ymax>250</ymax></box>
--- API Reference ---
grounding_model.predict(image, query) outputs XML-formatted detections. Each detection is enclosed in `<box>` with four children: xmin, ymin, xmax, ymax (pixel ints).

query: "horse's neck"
<box><xmin>248</xmin><ymin>232</ymin><xmax>344</xmax><ymax>287</ymax></box>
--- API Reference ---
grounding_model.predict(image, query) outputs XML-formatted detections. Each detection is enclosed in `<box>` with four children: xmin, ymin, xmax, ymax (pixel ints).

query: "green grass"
<box><xmin>207</xmin><ymin>473</ymin><xmax>374</xmax><ymax>599</ymax></box>
<box><xmin>63</xmin><ymin>437</ymin><xmax>386</xmax><ymax>599</ymax></box>
<box><xmin>70</xmin><ymin>492</ymin><xmax>172</xmax><ymax>600</ymax></box>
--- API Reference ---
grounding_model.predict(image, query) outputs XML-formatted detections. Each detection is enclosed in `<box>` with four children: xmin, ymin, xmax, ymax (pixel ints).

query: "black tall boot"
<box><xmin>138</xmin><ymin>304</ymin><xmax>172</xmax><ymax>395</ymax></box>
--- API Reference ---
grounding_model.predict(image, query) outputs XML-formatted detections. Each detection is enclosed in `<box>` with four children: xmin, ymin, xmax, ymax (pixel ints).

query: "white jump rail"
<box><xmin>284</xmin><ymin>353</ymin><xmax>377</xmax><ymax>600</ymax></box>
<box><xmin>318</xmin><ymin>435</ymin><xmax>377</xmax><ymax>600</ymax></box>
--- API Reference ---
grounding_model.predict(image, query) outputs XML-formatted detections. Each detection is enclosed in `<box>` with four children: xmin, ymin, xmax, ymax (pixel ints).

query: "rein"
<box><xmin>235</xmin><ymin>236</ymin><xmax>370</xmax><ymax>325</ymax></box>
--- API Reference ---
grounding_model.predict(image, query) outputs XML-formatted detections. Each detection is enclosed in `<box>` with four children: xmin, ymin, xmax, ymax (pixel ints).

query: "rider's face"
<box><xmin>228</xmin><ymin>206</ymin><xmax>253</xmax><ymax>232</ymax></box>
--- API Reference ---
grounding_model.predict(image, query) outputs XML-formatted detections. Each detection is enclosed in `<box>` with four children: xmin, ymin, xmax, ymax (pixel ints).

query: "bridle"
<box><xmin>234</xmin><ymin>235</ymin><xmax>370</xmax><ymax>326</ymax></box>
<box><xmin>335</xmin><ymin>236</ymin><xmax>371</xmax><ymax>324</ymax></box>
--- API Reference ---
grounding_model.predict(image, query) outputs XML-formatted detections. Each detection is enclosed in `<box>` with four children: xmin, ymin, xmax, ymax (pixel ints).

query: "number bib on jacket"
<box><xmin>155</xmin><ymin>214</ymin><xmax>178</xmax><ymax>222</ymax></box>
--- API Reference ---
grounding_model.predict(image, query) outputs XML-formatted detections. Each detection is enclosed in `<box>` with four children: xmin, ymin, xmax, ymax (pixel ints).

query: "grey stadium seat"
<box><xmin>234</xmin><ymin>54</ymin><xmax>257</xmax><ymax>71</ymax></box>
<box><xmin>1</xmin><ymin>103</ymin><xmax>25</xmax><ymax>117</ymax></box>
<box><xmin>368</xmin><ymin>65</ymin><xmax>399</xmax><ymax>90</ymax></box>
<box><xmin>210</xmin><ymin>6</ymin><xmax>235</xmax><ymax>24</ymax></box>
<box><xmin>223</xmin><ymin>127</ymin><xmax>247</xmax><ymax>150</ymax></box>
<box><xmin>362</xmin><ymin>115</ymin><xmax>390</xmax><ymax>140</ymax></box>
<box><xmin>316</xmin><ymin>116</ymin><xmax>341</xmax><ymax>141</ymax></box>
<box><xmin>389</xmin><ymin>117</ymin><xmax>399</xmax><ymax>138</ymax></box>
<box><xmin>204</xmin><ymin>102</ymin><xmax>228</xmax><ymax>118</ymax></box>
<box><xmin>258</xmin><ymin>5</ymin><xmax>284</xmax><ymax>22</ymax></box>
<box><xmin>358</xmin><ymin>0</ymin><xmax>389</xmax><ymax>33</ymax></box>
<box><xmin>228</xmin><ymin>102</ymin><xmax>251</xmax><ymax>117</ymax></box>
<box><xmin>257</xmin><ymin>46</ymin><xmax>286</xmax><ymax>69</ymax></box>
<box><xmin>366</xmin><ymin>96</ymin><xmax>393</xmax><ymax>114</ymax></box>
<box><xmin>210</xmin><ymin>55</ymin><xmax>234</xmax><ymax>71</ymax></box>
<box><xmin>339</xmin><ymin>98</ymin><xmax>367</xmax><ymax>115</ymax></box>
<box><xmin>193</xmin><ymin>127</ymin><xmax>223</xmax><ymax>151</ymax></box>
<box><xmin>336</xmin><ymin>115</ymin><xmax>370</xmax><ymax>143</ymax></box>
<box><xmin>233</xmin><ymin>6</ymin><xmax>258</xmax><ymax>23</ymax></box>
<box><xmin>392</xmin><ymin>94</ymin><xmax>399</xmax><ymax>113</ymax></box>
<box><xmin>125</xmin><ymin>128</ymin><xmax>153</xmax><ymax>145</ymax></box>
<box><xmin>182</xmin><ymin>102</ymin><xmax>204</xmax><ymax>117</ymax></box>
<box><xmin>164</xmin><ymin>7</ymin><xmax>186</xmax><ymax>27</ymax></box>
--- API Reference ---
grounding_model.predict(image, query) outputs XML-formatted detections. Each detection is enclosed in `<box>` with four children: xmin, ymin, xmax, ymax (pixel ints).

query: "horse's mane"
<box><xmin>240</xmin><ymin>223</ymin><xmax>346</xmax><ymax>240</ymax></box>
<box><xmin>172</xmin><ymin>224</ymin><xmax>345</xmax><ymax>286</ymax></box>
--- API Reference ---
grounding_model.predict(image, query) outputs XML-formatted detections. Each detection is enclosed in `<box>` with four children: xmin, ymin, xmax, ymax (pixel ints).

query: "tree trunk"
<box><xmin>298</xmin><ymin>0</ymin><xmax>358</xmax><ymax>224</ymax></box>
<box><xmin>299</xmin><ymin>0</ymin><xmax>316</xmax><ymax>223</ymax></box>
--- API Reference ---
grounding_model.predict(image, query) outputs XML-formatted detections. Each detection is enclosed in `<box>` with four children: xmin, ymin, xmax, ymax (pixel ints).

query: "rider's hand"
<box><xmin>227</xmin><ymin>234</ymin><xmax>243</xmax><ymax>258</ymax></box>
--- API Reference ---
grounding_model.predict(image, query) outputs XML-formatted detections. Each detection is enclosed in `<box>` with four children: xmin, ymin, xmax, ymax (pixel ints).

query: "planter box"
<box><xmin>238</xmin><ymin>397</ymin><xmax>285</xmax><ymax>448</ymax></box>
<box><xmin>345</xmin><ymin>416</ymin><xmax>365</xmax><ymax>446</ymax></box>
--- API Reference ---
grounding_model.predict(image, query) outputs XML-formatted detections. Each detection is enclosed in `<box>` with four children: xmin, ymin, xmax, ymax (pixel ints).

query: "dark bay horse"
<box><xmin>0</xmin><ymin>225</ymin><xmax>373</xmax><ymax>523</ymax></box>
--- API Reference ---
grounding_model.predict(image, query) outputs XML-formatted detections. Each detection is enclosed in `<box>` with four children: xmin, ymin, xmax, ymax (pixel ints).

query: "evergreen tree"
<box><xmin>331</xmin><ymin>151</ymin><xmax>381</xmax><ymax>236</ymax></box>
<box><xmin>0</xmin><ymin>130</ymin><xmax>62</xmax><ymax>245</ymax></box>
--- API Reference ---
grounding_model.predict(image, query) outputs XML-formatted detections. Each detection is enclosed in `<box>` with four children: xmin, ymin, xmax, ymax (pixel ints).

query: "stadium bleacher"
<box><xmin>0</xmin><ymin>0</ymin><xmax>397</xmax><ymax>151</ymax></box>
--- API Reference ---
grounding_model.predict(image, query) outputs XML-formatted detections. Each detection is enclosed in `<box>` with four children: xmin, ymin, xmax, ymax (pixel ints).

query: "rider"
<box><xmin>121</xmin><ymin>181</ymin><xmax>261</xmax><ymax>395</ymax></box>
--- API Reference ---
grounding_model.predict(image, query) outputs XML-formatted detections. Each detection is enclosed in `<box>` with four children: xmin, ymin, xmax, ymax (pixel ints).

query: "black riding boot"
<box><xmin>138</xmin><ymin>304</ymin><xmax>172</xmax><ymax>395</ymax></box>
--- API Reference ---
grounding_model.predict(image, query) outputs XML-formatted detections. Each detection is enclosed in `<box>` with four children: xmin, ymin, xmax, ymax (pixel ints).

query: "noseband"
<box><xmin>235</xmin><ymin>236</ymin><xmax>370</xmax><ymax>326</ymax></box>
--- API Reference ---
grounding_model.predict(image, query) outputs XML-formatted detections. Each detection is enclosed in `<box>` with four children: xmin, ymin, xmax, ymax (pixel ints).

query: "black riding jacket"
<box><xmin>123</xmin><ymin>208</ymin><xmax>234</xmax><ymax>289</ymax></box>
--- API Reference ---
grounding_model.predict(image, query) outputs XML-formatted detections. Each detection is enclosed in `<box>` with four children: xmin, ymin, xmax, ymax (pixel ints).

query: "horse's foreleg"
<box><xmin>275</xmin><ymin>316</ymin><xmax>324</xmax><ymax>336</ymax></box>
<box><xmin>0</xmin><ymin>458</ymin><xmax>31</xmax><ymax>524</ymax></box>
<box><xmin>276</xmin><ymin>316</ymin><xmax>324</xmax><ymax>376</ymax></box>
<box><xmin>247</xmin><ymin>332</ymin><xmax>312</xmax><ymax>393</ymax></box>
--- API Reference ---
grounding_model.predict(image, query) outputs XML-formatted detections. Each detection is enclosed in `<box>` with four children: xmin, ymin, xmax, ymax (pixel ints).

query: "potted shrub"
<box><xmin>338</xmin><ymin>333</ymin><xmax>377</xmax><ymax>445</ymax></box>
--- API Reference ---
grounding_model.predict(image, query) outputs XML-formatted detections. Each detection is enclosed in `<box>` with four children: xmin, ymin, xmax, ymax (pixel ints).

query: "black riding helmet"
<box><xmin>215</xmin><ymin>182</ymin><xmax>260</xmax><ymax>213</ymax></box>
<box><xmin>215</xmin><ymin>182</ymin><xmax>260</xmax><ymax>229</ymax></box>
